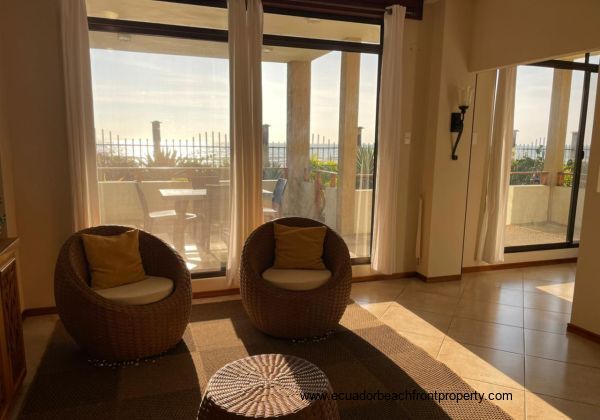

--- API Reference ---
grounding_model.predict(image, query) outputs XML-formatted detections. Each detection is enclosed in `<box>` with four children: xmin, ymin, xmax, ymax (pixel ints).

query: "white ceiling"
<box><xmin>86</xmin><ymin>0</ymin><xmax>379</xmax><ymax>62</ymax></box>
<box><xmin>89</xmin><ymin>30</ymin><xmax>329</xmax><ymax>63</ymax></box>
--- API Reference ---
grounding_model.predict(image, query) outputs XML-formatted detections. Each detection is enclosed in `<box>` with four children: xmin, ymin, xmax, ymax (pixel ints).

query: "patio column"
<box><xmin>286</xmin><ymin>61</ymin><xmax>311</xmax><ymax>216</ymax></box>
<box><xmin>337</xmin><ymin>51</ymin><xmax>360</xmax><ymax>235</ymax></box>
<box><xmin>544</xmin><ymin>69</ymin><xmax>572</xmax><ymax>187</ymax></box>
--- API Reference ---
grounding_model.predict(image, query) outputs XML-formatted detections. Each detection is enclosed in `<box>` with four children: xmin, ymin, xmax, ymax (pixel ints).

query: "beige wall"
<box><xmin>417</xmin><ymin>0</ymin><xmax>476</xmax><ymax>278</ymax></box>
<box><xmin>387</xmin><ymin>15</ymin><xmax>426</xmax><ymax>273</ymax></box>
<box><xmin>470</xmin><ymin>0</ymin><xmax>600</xmax><ymax>72</ymax></box>
<box><xmin>571</xmin><ymin>80</ymin><xmax>600</xmax><ymax>335</ymax></box>
<box><xmin>0</xmin><ymin>62</ymin><xmax>17</xmax><ymax>238</ymax></box>
<box><xmin>0</xmin><ymin>0</ymin><xmax>74</xmax><ymax>309</ymax></box>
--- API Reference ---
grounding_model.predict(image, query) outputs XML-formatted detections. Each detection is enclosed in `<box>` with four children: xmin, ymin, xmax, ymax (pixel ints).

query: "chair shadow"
<box><xmin>189</xmin><ymin>300</ymin><xmax>510</xmax><ymax>419</ymax></box>
<box><xmin>18</xmin><ymin>322</ymin><xmax>201</xmax><ymax>420</ymax></box>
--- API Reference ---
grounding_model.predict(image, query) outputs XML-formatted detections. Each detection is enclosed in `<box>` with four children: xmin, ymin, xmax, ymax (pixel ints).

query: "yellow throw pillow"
<box><xmin>273</xmin><ymin>223</ymin><xmax>327</xmax><ymax>270</ymax></box>
<box><xmin>82</xmin><ymin>229</ymin><xmax>146</xmax><ymax>290</ymax></box>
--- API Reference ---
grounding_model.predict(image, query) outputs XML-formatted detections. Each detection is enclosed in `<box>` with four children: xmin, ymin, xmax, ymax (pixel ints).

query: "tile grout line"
<box><xmin>526</xmin><ymin>390</ymin><xmax>600</xmax><ymax>410</ymax></box>
<box><xmin>434</xmin><ymin>279</ymin><xmax>466</xmax><ymax>363</ymax></box>
<box><xmin>442</xmin><ymin>276</ymin><xmax>470</xmax><ymax>359</ymax></box>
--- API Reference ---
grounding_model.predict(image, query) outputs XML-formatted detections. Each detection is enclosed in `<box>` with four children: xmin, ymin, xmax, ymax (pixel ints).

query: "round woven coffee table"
<box><xmin>198</xmin><ymin>354</ymin><xmax>339</xmax><ymax>419</ymax></box>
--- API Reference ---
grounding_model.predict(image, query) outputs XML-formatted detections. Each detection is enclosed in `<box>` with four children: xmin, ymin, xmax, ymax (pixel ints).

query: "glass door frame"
<box><xmin>505</xmin><ymin>54</ymin><xmax>599</xmax><ymax>253</ymax></box>
<box><xmin>88</xmin><ymin>7</ymin><xmax>384</xmax><ymax>277</ymax></box>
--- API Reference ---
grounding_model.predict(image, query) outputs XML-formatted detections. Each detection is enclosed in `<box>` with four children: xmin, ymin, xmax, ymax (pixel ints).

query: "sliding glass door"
<box><xmin>89</xmin><ymin>32</ymin><xmax>231</xmax><ymax>274</ymax></box>
<box><xmin>87</xmin><ymin>0</ymin><xmax>382</xmax><ymax>275</ymax></box>
<box><xmin>261</xmin><ymin>51</ymin><xmax>378</xmax><ymax>259</ymax></box>
<box><xmin>505</xmin><ymin>53</ymin><xmax>598</xmax><ymax>251</ymax></box>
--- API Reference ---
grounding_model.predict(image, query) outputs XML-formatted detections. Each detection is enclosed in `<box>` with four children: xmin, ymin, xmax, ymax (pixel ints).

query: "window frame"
<box><xmin>156</xmin><ymin>0</ymin><xmax>424</xmax><ymax>23</ymax></box>
<box><xmin>88</xmin><ymin>9</ymin><xmax>384</xmax><ymax>278</ymax></box>
<box><xmin>504</xmin><ymin>54</ymin><xmax>599</xmax><ymax>254</ymax></box>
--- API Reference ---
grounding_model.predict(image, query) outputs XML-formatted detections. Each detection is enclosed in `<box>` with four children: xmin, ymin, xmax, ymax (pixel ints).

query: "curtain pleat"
<box><xmin>476</xmin><ymin>67</ymin><xmax>517</xmax><ymax>264</ymax></box>
<box><xmin>371</xmin><ymin>5</ymin><xmax>406</xmax><ymax>275</ymax></box>
<box><xmin>59</xmin><ymin>0</ymin><xmax>100</xmax><ymax>231</ymax></box>
<box><xmin>226</xmin><ymin>0</ymin><xmax>264</xmax><ymax>285</ymax></box>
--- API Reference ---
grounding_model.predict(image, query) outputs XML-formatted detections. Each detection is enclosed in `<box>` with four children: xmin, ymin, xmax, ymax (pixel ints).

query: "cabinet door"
<box><xmin>0</xmin><ymin>259</ymin><xmax>25</xmax><ymax>389</ymax></box>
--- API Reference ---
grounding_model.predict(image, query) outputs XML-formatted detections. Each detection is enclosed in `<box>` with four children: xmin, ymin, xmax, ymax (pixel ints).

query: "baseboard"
<box><xmin>191</xmin><ymin>273</ymin><xmax>418</xmax><ymax>299</ymax></box>
<box><xmin>415</xmin><ymin>273</ymin><xmax>462</xmax><ymax>283</ymax></box>
<box><xmin>567</xmin><ymin>323</ymin><xmax>600</xmax><ymax>344</ymax></box>
<box><xmin>22</xmin><ymin>306</ymin><xmax>58</xmax><ymax>320</ymax></box>
<box><xmin>462</xmin><ymin>257</ymin><xmax>577</xmax><ymax>273</ymax></box>
<box><xmin>21</xmin><ymin>257</ymin><xmax>580</xmax><ymax>318</ymax></box>
<box><xmin>352</xmin><ymin>272</ymin><xmax>418</xmax><ymax>283</ymax></box>
<box><xmin>31</xmin><ymin>261</ymin><xmax>575</xmax><ymax>318</ymax></box>
<box><xmin>192</xmin><ymin>288</ymin><xmax>240</xmax><ymax>299</ymax></box>
<box><xmin>23</xmin><ymin>273</ymin><xmax>418</xmax><ymax>318</ymax></box>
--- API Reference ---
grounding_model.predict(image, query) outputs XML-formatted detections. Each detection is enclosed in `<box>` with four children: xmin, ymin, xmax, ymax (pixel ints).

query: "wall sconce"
<box><xmin>450</xmin><ymin>86</ymin><xmax>474</xmax><ymax>160</ymax></box>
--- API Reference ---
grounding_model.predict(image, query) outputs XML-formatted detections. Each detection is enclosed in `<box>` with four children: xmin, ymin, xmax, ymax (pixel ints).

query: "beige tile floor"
<box><xmin>11</xmin><ymin>263</ymin><xmax>600</xmax><ymax>419</ymax></box>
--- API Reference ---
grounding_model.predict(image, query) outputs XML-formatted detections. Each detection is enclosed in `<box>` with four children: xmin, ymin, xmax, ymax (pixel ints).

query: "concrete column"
<box><xmin>544</xmin><ymin>69</ymin><xmax>572</xmax><ymax>186</ymax></box>
<box><xmin>286</xmin><ymin>61</ymin><xmax>311</xmax><ymax>216</ymax></box>
<box><xmin>570</xmin><ymin>131</ymin><xmax>579</xmax><ymax>162</ymax></box>
<box><xmin>336</xmin><ymin>52</ymin><xmax>360</xmax><ymax>234</ymax></box>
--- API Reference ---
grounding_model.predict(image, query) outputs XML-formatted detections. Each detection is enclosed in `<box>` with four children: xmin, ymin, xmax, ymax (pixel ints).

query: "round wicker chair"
<box><xmin>240</xmin><ymin>217</ymin><xmax>352</xmax><ymax>339</ymax></box>
<box><xmin>54</xmin><ymin>225</ymin><xmax>192</xmax><ymax>361</ymax></box>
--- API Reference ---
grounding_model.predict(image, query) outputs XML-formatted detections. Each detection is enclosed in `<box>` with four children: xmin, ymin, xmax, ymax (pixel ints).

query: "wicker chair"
<box><xmin>240</xmin><ymin>217</ymin><xmax>352</xmax><ymax>338</ymax></box>
<box><xmin>54</xmin><ymin>225</ymin><xmax>192</xmax><ymax>361</ymax></box>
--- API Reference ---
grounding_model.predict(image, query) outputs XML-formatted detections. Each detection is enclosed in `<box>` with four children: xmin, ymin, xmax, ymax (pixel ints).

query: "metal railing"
<box><xmin>96</xmin><ymin>127</ymin><xmax>341</xmax><ymax>169</ymax></box>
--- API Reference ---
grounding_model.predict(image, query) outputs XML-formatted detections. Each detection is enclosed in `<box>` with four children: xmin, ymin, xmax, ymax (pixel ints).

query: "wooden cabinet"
<box><xmin>0</xmin><ymin>239</ymin><xmax>24</xmax><ymax>420</ymax></box>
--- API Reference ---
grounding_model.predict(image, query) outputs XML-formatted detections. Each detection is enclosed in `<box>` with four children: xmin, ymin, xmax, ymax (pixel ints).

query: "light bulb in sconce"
<box><xmin>458</xmin><ymin>86</ymin><xmax>474</xmax><ymax>108</ymax></box>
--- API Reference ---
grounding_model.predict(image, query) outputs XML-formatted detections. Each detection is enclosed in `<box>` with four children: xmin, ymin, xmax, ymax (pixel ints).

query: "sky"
<box><xmin>514</xmin><ymin>66</ymin><xmax>597</xmax><ymax>148</ymax></box>
<box><xmin>90</xmin><ymin>48</ymin><xmax>379</xmax><ymax>146</ymax></box>
<box><xmin>90</xmin><ymin>48</ymin><xmax>597</xmax><ymax>150</ymax></box>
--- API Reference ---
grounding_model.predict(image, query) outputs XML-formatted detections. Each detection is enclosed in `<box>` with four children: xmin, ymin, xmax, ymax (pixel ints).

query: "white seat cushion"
<box><xmin>262</xmin><ymin>267</ymin><xmax>331</xmax><ymax>291</ymax></box>
<box><xmin>94</xmin><ymin>276</ymin><xmax>174</xmax><ymax>305</ymax></box>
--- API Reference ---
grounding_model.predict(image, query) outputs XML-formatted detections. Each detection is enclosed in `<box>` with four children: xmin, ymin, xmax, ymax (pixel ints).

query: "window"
<box><xmin>90</xmin><ymin>32</ymin><xmax>231</xmax><ymax>274</ymax></box>
<box><xmin>505</xmin><ymin>54</ymin><xmax>598</xmax><ymax>251</ymax></box>
<box><xmin>87</xmin><ymin>0</ymin><xmax>382</xmax><ymax>274</ymax></box>
<box><xmin>261</xmin><ymin>18</ymin><xmax>380</xmax><ymax>258</ymax></box>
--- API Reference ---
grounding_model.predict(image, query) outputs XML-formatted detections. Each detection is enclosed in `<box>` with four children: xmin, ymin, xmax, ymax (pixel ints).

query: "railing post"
<box><xmin>315</xmin><ymin>171</ymin><xmax>323</xmax><ymax>219</ymax></box>
<box><xmin>357</xmin><ymin>126</ymin><xmax>364</xmax><ymax>147</ymax></box>
<box><xmin>151</xmin><ymin>121</ymin><xmax>161</xmax><ymax>161</ymax></box>
<box><xmin>262</xmin><ymin>124</ymin><xmax>270</xmax><ymax>169</ymax></box>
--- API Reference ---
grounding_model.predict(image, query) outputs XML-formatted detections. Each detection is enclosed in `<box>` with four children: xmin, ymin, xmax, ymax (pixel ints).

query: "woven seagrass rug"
<box><xmin>19</xmin><ymin>300</ymin><xmax>510</xmax><ymax>419</ymax></box>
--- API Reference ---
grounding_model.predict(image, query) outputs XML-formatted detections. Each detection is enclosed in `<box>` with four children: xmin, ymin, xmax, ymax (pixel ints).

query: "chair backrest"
<box><xmin>206</xmin><ymin>183</ymin><xmax>230</xmax><ymax>227</ymax></box>
<box><xmin>191</xmin><ymin>175</ymin><xmax>219</xmax><ymax>189</ymax></box>
<box><xmin>135</xmin><ymin>181</ymin><xmax>150</xmax><ymax>216</ymax></box>
<box><xmin>272</xmin><ymin>178</ymin><xmax>288</xmax><ymax>209</ymax></box>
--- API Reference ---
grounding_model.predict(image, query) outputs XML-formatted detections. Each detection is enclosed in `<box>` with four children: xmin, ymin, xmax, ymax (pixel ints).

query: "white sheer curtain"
<box><xmin>59</xmin><ymin>0</ymin><xmax>100</xmax><ymax>231</ymax></box>
<box><xmin>371</xmin><ymin>5</ymin><xmax>406</xmax><ymax>275</ymax></box>
<box><xmin>226</xmin><ymin>0</ymin><xmax>264</xmax><ymax>285</ymax></box>
<box><xmin>476</xmin><ymin>67</ymin><xmax>517</xmax><ymax>264</ymax></box>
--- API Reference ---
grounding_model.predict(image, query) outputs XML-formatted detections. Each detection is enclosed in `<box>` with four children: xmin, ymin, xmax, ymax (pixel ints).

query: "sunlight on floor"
<box><xmin>13</xmin><ymin>263</ymin><xmax>600</xmax><ymax>419</ymax></box>
<box><xmin>350</xmin><ymin>264</ymin><xmax>600</xmax><ymax>419</ymax></box>
<box><xmin>535</xmin><ymin>282</ymin><xmax>574</xmax><ymax>302</ymax></box>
